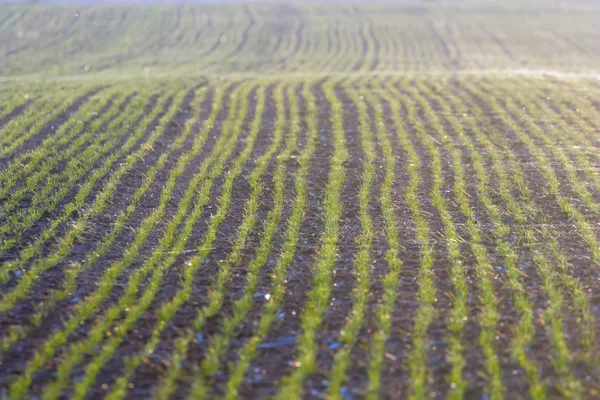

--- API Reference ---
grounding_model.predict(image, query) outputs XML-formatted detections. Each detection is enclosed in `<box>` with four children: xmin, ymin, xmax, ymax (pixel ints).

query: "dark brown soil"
<box><xmin>0</xmin><ymin>99</ymin><xmax>31</xmax><ymax>132</ymax></box>
<box><xmin>232</xmin><ymin>79</ymin><xmax>336</xmax><ymax>399</ymax></box>
<box><xmin>1</xmin><ymin>76</ymin><xmax>600</xmax><ymax>400</ymax></box>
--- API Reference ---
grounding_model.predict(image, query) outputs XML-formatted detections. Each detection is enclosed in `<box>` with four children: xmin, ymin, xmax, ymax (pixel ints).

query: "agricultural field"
<box><xmin>1</xmin><ymin>1</ymin><xmax>600</xmax><ymax>399</ymax></box>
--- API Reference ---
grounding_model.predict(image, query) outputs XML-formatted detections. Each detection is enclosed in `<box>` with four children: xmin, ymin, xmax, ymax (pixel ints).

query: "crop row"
<box><xmin>1</xmin><ymin>3</ymin><xmax>599</xmax><ymax>77</ymax></box>
<box><xmin>1</xmin><ymin>76</ymin><xmax>600</xmax><ymax>398</ymax></box>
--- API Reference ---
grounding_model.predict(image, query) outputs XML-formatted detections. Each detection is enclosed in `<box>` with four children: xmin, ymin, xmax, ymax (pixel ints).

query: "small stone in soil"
<box><xmin>257</xmin><ymin>336</ymin><xmax>296</xmax><ymax>349</ymax></box>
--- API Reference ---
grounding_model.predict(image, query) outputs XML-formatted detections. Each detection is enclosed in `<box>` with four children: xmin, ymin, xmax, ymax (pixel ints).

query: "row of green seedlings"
<box><xmin>464</xmin><ymin>77</ymin><xmax>597</xmax><ymax>398</ymax></box>
<box><xmin>364</xmin><ymin>82</ymin><xmax>469</xmax><ymax>400</ymax></box>
<box><xmin>270</xmin><ymin>77</ymin><xmax>457</xmax><ymax>399</ymax></box>
<box><xmin>141</xmin><ymin>6</ymin><xmax>190</xmax><ymax>54</ymax></box>
<box><xmin>330</xmin><ymin>16</ymin><xmax>373</xmax><ymax>73</ymax></box>
<box><xmin>323</xmin><ymin>21</ymin><xmax>352</xmax><ymax>71</ymax></box>
<box><xmin>501</xmin><ymin>89</ymin><xmax>593</xmax><ymax>396</ymax></box>
<box><xmin>475</xmin><ymin>79</ymin><xmax>600</xmax><ymax>263</ymax></box>
<box><xmin>396</xmin><ymin>81</ymin><xmax>482</xmax><ymax>398</ymax></box>
<box><xmin>60</xmin><ymin>81</ymin><xmax>271</xmax><ymax>400</ymax></box>
<box><xmin>359</xmin><ymin>86</ymin><xmax>410</xmax><ymax>399</ymax></box>
<box><xmin>0</xmin><ymin>86</ymin><xmax>120</xmax><ymax>200</ymax></box>
<box><xmin>0</xmin><ymin>90</ymin><xmax>31</xmax><ymax>122</ymax></box>
<box><xmin>39</xmin><ymin>5</ymin><xmax>365</xmax><ymax>76</ymax></box>
<box><xmin>321</xmin><ymin>13</ymin><xmax>362</xmax><ymax>73</ymax></box>
<box><xmin>1</xmin><ymin>12</ymin><xmax>110</xmax><ymax>75</ymax></box>
<box><xmin>415</xmin><ymin>78</ymin><xmax>586</xmax><ymax>398</ymax></box>
<box><xmin>0</xmin><ymin>89</ymin><xmax>67</xmax><ymax>151</ymax></box>
<box><xmin>215</xmin><ymin>4</ymin><xmax>313</xmax><ymax>74</ymax></box>
<box><xmin>367</xmin><ymin>79</ymin><xmax>505</xmax><ymax>399</ymax></box>
<box><xmin>268</xmin><ymin>4</ymin><xmax>327</xmax><ymax>72</ymax></box>
<box><xmin>324</xmin><ymin>83</ymin><xmax>376</xmax><ymax>399</ymax></box>
<box><xmin>144</xmin><ymin>82</ymin><xmax>296</xmax><ymax>400</ymax></box>
<box><xmin>510</xmin><ymin>80</ymin><xmax>600</xmax><ymax>213</ymax></box>
<box><xmin>0</xmin><ymin>83</ymin><xmax>16</xmax><ymax>103</ymax></box>
<box><xmin>172</xmin><ymin>5</ymin><xmax>376</xmax><ymax>75</ymax></box>
<box><xmin>0</xmin><ymin>87</ymin><xmax>119</xmax><ymax>204</ymax></box>
<box><xmin>322</xmin><ymin>18</ymin><xmax>347</xmax><ymax>73</ymax></box>
<box><xmin>359</xmin><ymin>12</ymin><xmax>396</xmax><ymax>72</ymax></box>
<box><xmin>0</xmin><ymin>82</ymin><xmax>170</xmax><ymax>274</ymax></box>
<box><xmin>301</xmin><ymin>14</ymin><xmax>329</xmax><ymax>73</ymax></box>
<box><xmin>460</xmin><ymin>78</ymin><xmax>594</xmax><ymax>397</ymax></box>
<box><xmin>218</xmin><ymin>80</ymin><xmax>318</xmax><ymax>399</ymax></box>
<box><xmin>373</xmin><ymin>20</ymin><xmax>412</xmax><ymax>72</ymax></box>
<box><xmin>0</xmin><ymin>84</ymin><xmax>211</xmax><ymax>351</ymax></box>
<box><xmin>0</xmin><ymin>8</ymin><xmax>26</xmax><ymax>33</ymax></box>
<box><xmin>0</xmin><ymin>86</ymin><xmax>132</xmax><ymax>339</ymax></box>
<box><xmin>477</xmin><ymin>78</ymin><xmax>600</xmax><ymax>265</ymax></box>
<box><xmin>0</xmin><ymin>87</ymin><xmax>135</xmax><ymax>260</ymax></box>
<box><xmin>511</xmin><ymin>80</ymin><xmax>600</xmax><ymax>225</ymax></box>
<box><xmin>102</xmin><ymin>80</ymin><xmax>284</xmax><ymax>399</ymax></box>
<box><xmin>158</xmin><ymin>8</ymin><xmax>240</xmax><ymax>72</ymax></box>
<box><xmin>221</xmin><ymin>5</ymin><xmax>258</xmax><ymax>60</ymax></box>
<box><xmin>6</xmin><ymin>5</ymin><xmax>598</xmax><ymax>77</ymax></box>
<box><xmin>421</xmin><ymin>79</ymin><xmax>514</xmax><ymax>397</ymax></box>
<box><xmin>453</xmin><ymin>79</ymin><xmax>584</xmax><ymax>396</ymax></box>
<box><xmin>552</xmin><ymin>80</ymin><xmax>600</xmax><ymax>136</ymax></box>
<box><xmin>18</xmin><ymin>81</ymin><xmax>261</xmax><ymax>400</ymax></box>
<box><xmin>342</xmin><ymin>80</ymin><xmax>442</xmax><ymax>399</ymax></box>
<box><xmin>0</xmin><ymin>88</ymin><xmax>177</xmax><ymax>314</ymax></box>
<box><xmin>542</xmin><ymin>81</ymin><xmax>600</xmax><ymax>367</ymax></box>
<box><xmin>379</xmin><ymin>78</ymin><xmax>544</xmax><ymax>400</ymax></box>
<box><xmin>480</xmin><ymin>78</ymin><xmax>591</xmax><ymax>395</ymax></box>
<box><xmin>3</xmin><ymin>81</ymin><xmax>209</xmax><ymax>399</ymax></box>
<box><xmin>375</xmin><ymin>17</ymin><xmax>403</xmax><ymax>72</ymax></box>
<box><xmin>172</xmin><ymin>10</ymin><xmax>236</xmax><ymax>69</ymax></box>
<box><xmin>414</xmin><ymin>20</ymin><xmax>451</xmax><ymax>71</ymax></box>
<box><xmin>264</xmin><ymin>9</ymin><xmax>305</xmax><ymax>72</ymax></box>
<box><xmin>383</xmin><ymin>18</ymin><xmax>442</xmax><ymax>71</ymax></box>
<box><xmin>274</xmin><ymin>77</ymin><xmax>348</xmax><ymax>399</ymax></box>
<box><xmin>541</xmin><ymin>81</ymin><xmax>600</xmax><ymax>184</ymax></box>
<box><xmin>508</xmin><ymin>79</ymin><xmax>599</xmax><ymax>365</ymax></box>
<box><xmin>0</xmin><ymin>87</ymin><xmax>163</xmax><ymax>282</ymax></box>
<box><xmin>4</xmin><ymin>81</ymin><xmax>243</xmax><ymax>397</ymax></box>
<box><xmin>20</xmin><ymin>5</ymin><xmax>321</xmax><ymax>75</ymax></box>
<box><xmin>0</xmin><ymin>86</ymin><xmax>93</xmax><ymax>159</ymax></box>
<box><xmin>0</xmin><ymin>88</ymin><xmax>152</xmax><ymax>254</ymax></box>
<box><xmin>418</xmin><ymin>78</ymin><xmax>545</xmax><ymax>398</ymax></box>
<box><xmin>169</xmin><ymin>5</ymin><xmax>212</xmax><ymax>49</ymax></box>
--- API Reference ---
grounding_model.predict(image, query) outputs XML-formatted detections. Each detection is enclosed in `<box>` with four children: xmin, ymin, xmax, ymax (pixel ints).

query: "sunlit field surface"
<box><xmin>1</xmin><ymin>1</ymin><xmax>600</xmax><ymax>399</ymax></box>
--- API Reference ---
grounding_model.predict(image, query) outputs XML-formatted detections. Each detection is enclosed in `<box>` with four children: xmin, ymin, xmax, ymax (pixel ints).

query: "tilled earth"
<box><xmin>0</xmin><ymin>75</ymin><xmax>600</xmax><ymax>400</ymax></box>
